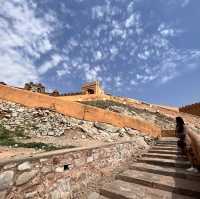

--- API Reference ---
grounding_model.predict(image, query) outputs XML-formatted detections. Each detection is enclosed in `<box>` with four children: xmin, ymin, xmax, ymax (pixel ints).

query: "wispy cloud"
<box><xmin>181</xmin><ymin>0</ymin><xmax>190</xmax><ymax>7</ymax></box>
<box><xmin>0</xmin><ymin>0</ymin><xmax>199</xmax><ymax>95</ymax></box>
<box><xmin>0</xmin><ymin>0</ymin><xmax>58</xmax><ymax>86</ymax></box>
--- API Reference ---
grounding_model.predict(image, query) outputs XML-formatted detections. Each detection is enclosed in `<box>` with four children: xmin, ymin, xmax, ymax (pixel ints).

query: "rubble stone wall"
<box><xmin>180</xmin><ymin>103</ymin><xmax>200</xmax><ymax>117</ymax></box>
<box><xmin>0</xmin><ymin>140</ymin><xmax>149</xmax><ymax>199</ymax></box>
<box><xmin>0</xmin><ymin>85</ymin><xmax>161</xmax><ymax>137</ymax></box>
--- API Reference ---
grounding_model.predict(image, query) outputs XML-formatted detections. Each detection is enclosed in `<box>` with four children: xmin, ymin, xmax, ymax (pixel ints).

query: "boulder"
<box><xmin>18</xmin><ymin>161</ymin><xmax>32</xmax><ymax>171</ymax></box>
<box><xmin>94</xmin><ymin>122</ymin><xmax>120</xmax><ymax>133</ymax></box>
<box><xmin>134</xmin><ymin>137</ymin><xmax>149</xmax><ymax>150</ymax></box>
<box><xmin>16</xmin><ymin>170</ymin><xmax>38</xmax><ymax>186</ymax></box>
<box><xmin>109</xmin><ymin>106</ymin><xmax>125</xmax><ymax>113</ymax></box>
<box><xmin>125</xmin><ymin>128</ymin><xmax>139</xmax><ymax>137</ymax></box>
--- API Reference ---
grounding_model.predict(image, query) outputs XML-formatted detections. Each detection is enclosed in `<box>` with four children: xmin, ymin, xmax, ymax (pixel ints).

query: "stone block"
<box><xmin>74</xmin><ymin>158</ymin><xmax>86</xmax><ymax>167</ymax></box>
<box><xmin>3</xmin><ymin>163</ymin><xmax>17</xmax><ymax>170</ymax></box>
<box><xmin>41</xmin><ymin>166</ymin><xmax>52</xmax><ymax>174</ymax></box>
<box><xmin>0</xmin><ymin>170</ymin><xmax>14</xmax><ymax>191</ymax></box>
<box><xmin>0</xmin><ymin>191</ymin><xmax>7</xmax><ymax>199</ymax></box>
<box><xmin>87</xmin><ymin>156</ymin><xmax>93</xmax><ymax>163</ymax></box>
<box><xmin>18</xmin><ymin>161</ymin><xmax>32</xmax><ymax>171</ymax></box>
<box><xmin>16</xmin><ymin>170</ymin><xmax>38</xmax><ymax>186</ymax></box>
<box><xmin>24</xmin><ymin>191</ymin><xmax>38</xmax><ymax>198</ymax></box>
<box><xmin>88</xmin><ymin>192</ymin><xmax>100</xmax><ymax>199</ymax></box>
<box><xmin>55</xmin><ymin>167</ymin><xmax>64</xmax><ymax>173</ymax></box>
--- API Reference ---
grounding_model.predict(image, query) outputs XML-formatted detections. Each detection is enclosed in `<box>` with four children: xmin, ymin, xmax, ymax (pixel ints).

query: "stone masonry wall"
<box><xmin>0</xmin><ymin>139</ymin><xmax>151</xmax><ymax>199</ymax></box>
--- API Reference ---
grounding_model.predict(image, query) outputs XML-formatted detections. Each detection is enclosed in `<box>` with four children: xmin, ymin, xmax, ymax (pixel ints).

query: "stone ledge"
<box><xmin>0</xmin><ymin>140</ymin><xmax>138</xmax><ymax>166</ymax></box>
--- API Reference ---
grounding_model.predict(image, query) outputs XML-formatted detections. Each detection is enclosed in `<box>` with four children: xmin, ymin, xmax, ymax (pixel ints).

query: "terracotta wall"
<box><xmin>58</xmin><ymin>91</ymin><xmax>179</xmax><ymax>119</ymax></box>
<box><xmin>0</xmin><ymin>85</ymin><xmax>161</xmax><ymax>137</ymax></box>
<box><xmin>180</xmin><ymin>103</ymin><xmax>200</xmax><ymax>117</ymax></box>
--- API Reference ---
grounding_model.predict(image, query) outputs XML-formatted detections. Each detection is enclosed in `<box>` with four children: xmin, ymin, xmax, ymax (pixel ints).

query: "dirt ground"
<box><xmin>0</xmin><ymin>146</ymin><xmax>36</xmax><ymax>159</ymax></box>
<box><xmin>0</xmin><ymin>129</ymin><xmax>119</xmax><ymax>160</ymax></box>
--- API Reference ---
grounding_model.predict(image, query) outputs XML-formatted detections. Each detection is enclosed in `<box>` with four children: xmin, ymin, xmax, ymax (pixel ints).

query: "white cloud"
<box><xmin>0</xmin><ymin>0</ymin><xmax>194</xmax><ymax>93</ymax></box>
<box><xmin>130</xmin><ymin>79</ymin><xmax>138</xmax><ymax>86</ymax></box>
<box><xmin>125</xmin><ymin>13</ymin><xmax>140</xmax><ymax>28</ymax></box>
<box><xmin>0</xmin><ymin>0</ymin><xmax>58</xmax><ymax>86</ymax></box>
<box><xmin>56</xmin><ymin>63</ymin><xmax>71</xmax><ymax>77</ymax></box>
<box><xmin>158</xmin><ymin>24</ymin><xmax>176</xmax><ymax>37</ymax></box>
<box><xmin>39</xmin><ymin>54</ymin><xmax>63</xmax><ymax>75</ymax></box>
<box><xmin>94</xmin><ymin>51</ymin><xmax>103</xmax><ymax>60</ymax></box>
<box><xmin>127</xmin><ymin>1</ymin><xmax>135</xmax><ymax>13</ymax></box>
<box><xmin>92</xmin><ymin>6</ymin><xmax>105</xmax><ymax>20</ymax></box>
<box><xmin>0</xmin><ymin>50</ymin><xmax>38</xmax><ymax>86</ymax></box>
<box><xmin>84</xmin><ymin>66</ymin><xmax>102</xmax><ymax>82</ymax></box>
<box><xmin>181</xmin><ymin>0</ymin><xmax>190</xmax><ymax>7</ymax></box>
<box><xmin>114</xmin><ymin>76</ymin><xmax>122</xmax><ymax>87</ymax></box>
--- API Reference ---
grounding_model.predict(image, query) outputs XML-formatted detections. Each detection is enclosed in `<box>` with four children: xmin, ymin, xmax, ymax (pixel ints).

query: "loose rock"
<box><xmin>0</xmin><ymin>171</ymin><xmax>14</xmax><ymax>191</ymax></box>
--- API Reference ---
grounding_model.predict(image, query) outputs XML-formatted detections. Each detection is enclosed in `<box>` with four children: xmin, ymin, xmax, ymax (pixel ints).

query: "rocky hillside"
<box><xmin>0</xmin><ymin>100</ymin><xmax>154</xmax><ymax>153</ymax></box>
<box><xmin>81</xmin><ymin>100</ymin><xmax>176</xmax><ymax>130</ymax></box>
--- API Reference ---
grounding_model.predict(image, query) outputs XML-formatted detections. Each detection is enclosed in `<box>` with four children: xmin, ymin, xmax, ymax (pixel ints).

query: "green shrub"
<box><xmin>0</xmin><ymin>124</ymin><xmax>74</xmax><ymax>151</ymax></box>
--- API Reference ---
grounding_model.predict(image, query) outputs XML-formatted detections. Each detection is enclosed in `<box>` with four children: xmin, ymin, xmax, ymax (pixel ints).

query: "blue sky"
<box><xmin>0</xmin><ymin>0</ymin><xmax>200</xmax><ymax>107</ymax></box>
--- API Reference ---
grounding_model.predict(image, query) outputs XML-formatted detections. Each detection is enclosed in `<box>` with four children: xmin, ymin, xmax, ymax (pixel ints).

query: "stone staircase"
<box><xmin>99</xmin><ymin>137</ymin><xmax>200</xmax><ymax>199</ymax></box>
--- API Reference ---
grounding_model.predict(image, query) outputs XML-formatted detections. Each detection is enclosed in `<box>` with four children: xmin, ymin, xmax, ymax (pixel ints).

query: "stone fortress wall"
<box><xmin>0</xmin><ymin>84</ymin><xmax>161</xmax><ymax>137</ymax></box>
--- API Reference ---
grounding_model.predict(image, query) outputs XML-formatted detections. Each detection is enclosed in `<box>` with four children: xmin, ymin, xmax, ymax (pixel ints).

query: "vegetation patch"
<box><xmin>0</xmin><ymin>124</ymin><xmax>74</xmax><ymax>151</ymax></box>
<box><xmin>80</xmin><ymin>100</ymin><xmax>175</xmax><ymax>128</ymax></box>
<box><xmin>80</xmin><ymin>100</ymin><xmax>130</xmax><ymax>110</ymax></box>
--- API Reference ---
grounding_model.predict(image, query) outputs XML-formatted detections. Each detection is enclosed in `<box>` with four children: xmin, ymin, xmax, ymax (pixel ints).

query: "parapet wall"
<box><xmin>0</xmin><ymin>85</ymin><xmax>161</xmax><ymax>137</ymax></box>
<box><xmin>0</xmin><ymin>140</ymin><xmax>148</xmax><ymax>198</ymax></box>
<box><xmin>180</xmin><ymin>103</ymin><xmax>200</xmax><ymax>117</ymax></box>
<box><xmin>187</xmin><ymin>130</ymin><xmax>200</xmax><ymax>169</ymax></box>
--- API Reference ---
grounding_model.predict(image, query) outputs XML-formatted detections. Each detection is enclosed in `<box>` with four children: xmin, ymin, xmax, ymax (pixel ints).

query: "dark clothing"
<box><xmin>176</xmin><ymin>123</ymin><xmax>186</xmax><ymax>154</ymax></box>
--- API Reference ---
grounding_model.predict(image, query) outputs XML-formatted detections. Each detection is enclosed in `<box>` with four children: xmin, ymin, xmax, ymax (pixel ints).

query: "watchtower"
<box><xmin>81</xmin><ymin>81</ymin><xmax>104</xmax><ymax>95</ymax></box>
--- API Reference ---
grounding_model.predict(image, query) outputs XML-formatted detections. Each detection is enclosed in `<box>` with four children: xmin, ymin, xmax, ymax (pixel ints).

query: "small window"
<box><xmin>64</xmin><ymin>164</ymin><xmax>70</xmax><ymax>171</ymax></box>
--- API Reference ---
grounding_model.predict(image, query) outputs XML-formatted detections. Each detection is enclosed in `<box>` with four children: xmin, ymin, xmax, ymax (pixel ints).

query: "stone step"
<box><xmin>157</xmin><ymin>137</ymin><xmax>178</xmax><ymax>142</ymax></box>
<box><xmin>139</xmin><ymin>157</ymin><xmax>191</xmax><ymax>168</ymax></box>
<box><xmin>117</xmin><ymin>170</ymin><xmax>200</xmax><ymax>197</ymax></box>
<box><xmin>156</xmin><ymin>141</ymin><xmax>178</xmax><ymax>145</ymax></box>
<box><xmin>88</xmin><ymin>192</ymin><xmax>109</xmax><ymax>199</ymax></box>
<box><xmin>100</xmin><ymin>180</ymin><xmax>194</xmax><ymax>199</ymax></box>
<box><xmin>143</xmin><ymin>153</ymin><xmax>187</xmax><ymax>160</ymax></box>
<box><xmin>149</xmin><ymin>149</ymin><xmax>183</xmax><ymax>155</ymax></box>
<box><xmin>129</xmin><ymin>162</ymin><xmax>200</xmax><ymax>181</ymax></box>
<box><xmin>151</xmin><ymin>146</ymin><xmax>180</xmax><ymax>151</ymax></box>
<box><xmin>155</xmin><ymin>143</ymin><xmax>178</xmax><ymax>147</ymax></box>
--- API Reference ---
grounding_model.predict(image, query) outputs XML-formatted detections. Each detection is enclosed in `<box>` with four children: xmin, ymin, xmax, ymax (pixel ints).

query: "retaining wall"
<box><xmin>0</xmin><ymin>85</ymin><xmax>161</xmax><ymax>137</ymax></box>
<box><xmin>0</xmin><ymin>140</ymin><xmax>148</xmax><ymax>199</ymax></box>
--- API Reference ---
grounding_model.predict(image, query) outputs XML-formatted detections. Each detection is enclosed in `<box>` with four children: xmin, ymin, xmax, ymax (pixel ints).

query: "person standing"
<box><xmin>175</xmin><ymin>117</ymin><xmax>199</xmax><ymax>172</ymax></box>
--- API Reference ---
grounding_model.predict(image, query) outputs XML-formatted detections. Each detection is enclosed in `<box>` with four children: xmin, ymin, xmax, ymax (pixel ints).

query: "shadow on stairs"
<box><xmin>98</xmin><ymin>137</ymin><xmax>200</xmax><ymax>199</ymax></box>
